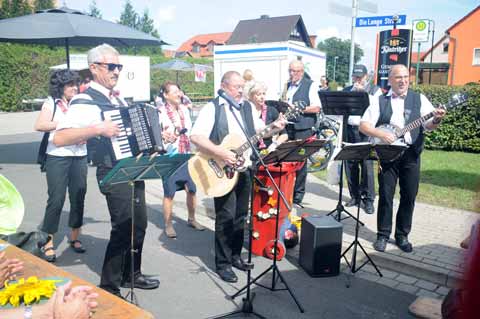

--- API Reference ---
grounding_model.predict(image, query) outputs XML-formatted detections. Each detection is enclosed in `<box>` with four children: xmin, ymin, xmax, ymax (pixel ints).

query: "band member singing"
<box><xmin>190</xmin><ymin>71</ymin><xmax>286</xmax><ymax>283</ymax></box>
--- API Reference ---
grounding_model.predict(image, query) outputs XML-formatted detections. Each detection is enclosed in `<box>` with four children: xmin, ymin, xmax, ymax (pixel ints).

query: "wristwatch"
<box><xmin>24</xmin><ymin>305</ymin><xmax>33</xmax><ymax>319</ymax></box>
<box><xmin>432</xmin><ymin>117</ymin><xmax>442</xmax><ymax>125</ymax></box>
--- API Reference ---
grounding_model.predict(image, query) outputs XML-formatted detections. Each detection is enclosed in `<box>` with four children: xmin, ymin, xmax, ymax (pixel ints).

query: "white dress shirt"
<box><xmin>360</xmin><ymin>90</ymin><xmax>435</xmax><ymax>144</ymax></box>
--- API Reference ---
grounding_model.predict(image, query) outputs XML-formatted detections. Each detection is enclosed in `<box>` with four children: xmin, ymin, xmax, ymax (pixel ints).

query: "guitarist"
<box><xmin>190</xmin><ymin>71</ymin><xmax>286</xmax><ymax>283</ymax></box>
<box><xmin>359</xmin><ymin>64</ymin><xmax>446</xmax><ymax>253</ymax></box>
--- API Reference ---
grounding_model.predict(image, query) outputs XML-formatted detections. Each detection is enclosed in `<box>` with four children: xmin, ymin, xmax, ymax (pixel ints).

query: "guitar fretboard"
<box><xmin>397</xmin><ymin>112</ymin><xmax>434</xmax><ymax>137</ymax></box>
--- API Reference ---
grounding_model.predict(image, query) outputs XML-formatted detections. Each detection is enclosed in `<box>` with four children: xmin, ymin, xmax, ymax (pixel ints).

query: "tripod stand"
<box><xmin>335</xmin><ymin>142</ymin><xmax>407</xmax><ymax>280</ymax></box>
<box><xmin>319</xmin><ymin>91</ymin><xmax>370</xmax><ymax>225</ymax></box>
<box><xmin>230</xmin><ymin>139</ymin><xmax>324</xmax><ymax>314</ymax></box>
<box><xmin>99</xmin><ymin>154</ymin><xmax>191</xmax><ymax>305</ymax></box>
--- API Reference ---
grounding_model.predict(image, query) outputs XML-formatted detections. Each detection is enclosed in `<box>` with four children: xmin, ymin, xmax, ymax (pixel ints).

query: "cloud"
<box><xmin>156</xmin><ymin>5</ymin><xmax>176</xmax><ymax>23</ymax></box>
<box><xmin>315</xmin><ymin>26</ymin><xmax>349</xmax><ymax>40</ymax></box>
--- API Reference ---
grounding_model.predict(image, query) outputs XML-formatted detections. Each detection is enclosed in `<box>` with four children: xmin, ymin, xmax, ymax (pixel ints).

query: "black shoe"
<box><xmin>121</xmin><ymin>274</ymin><xmax>160</xmax><ymax>289</ymax></box>
<box><xmin>363</xmin><ymin>201</ymin><xmax>375</xmax><ymax>215</ymax></box>
<box><xmin>395</xmin><ymin>236</ymin><xmax>413</xmax><ymax>253</ymax></box>
<box><xmin>216</xmin><ymin>268</ymin><xmax>238</xmax><ymax>283</ymax></box>
<box><xmin>345</xmin><ymin>198</ymin><xmax>358</xmax><ymax>207</ymax></box>
<box><xmin>232</xmin><ymin>258</ymin><xmax>249</xmax><ymax>272</ymax></box>
<box><xmin>373</xmin><ymin>237</ymin><xmax>388</xmax><ymax>252</ymax></box>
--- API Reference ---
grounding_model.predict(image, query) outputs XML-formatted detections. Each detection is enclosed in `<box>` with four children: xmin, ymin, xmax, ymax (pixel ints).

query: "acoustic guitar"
<box><xmin>188</xmin><ymin>103</ymin><xmax>305</xmax><ymax>197</ymax></box>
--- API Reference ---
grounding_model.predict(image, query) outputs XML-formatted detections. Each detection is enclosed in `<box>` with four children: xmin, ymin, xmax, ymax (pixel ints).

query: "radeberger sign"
<box><xmin>375</xmin><ymin>29</ymin><xmax>413</xmax><ymax>90</ymax></box>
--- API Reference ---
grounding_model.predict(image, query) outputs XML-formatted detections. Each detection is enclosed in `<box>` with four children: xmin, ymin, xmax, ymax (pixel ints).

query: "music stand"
<box><xmin>319</xmin><ymin>91</ymin><xmax>370</xmax><ymax>224</ymax></box>
<box><xmin>230</xmin><ymin>138</ymin><xmax>325</xmax><ymax>314</ymax></box>
<box><xmin>99</xmin><ymin>153</ymin><xmax>191</xmax><ymax>305</ymax></box>
<box><xmin>334</xmin><ymin>143</ymin><xmax>407</xmax><ymax>278</ymax></box>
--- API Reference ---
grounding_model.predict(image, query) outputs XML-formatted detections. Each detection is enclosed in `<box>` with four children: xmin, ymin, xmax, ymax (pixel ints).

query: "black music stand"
<box><xmin>99</xmin><ymin>153</ymin><xmax>191</xmax><ymax>305</ymax></box>
<box><xmin>229</xmin><ymin>138</ymin><xmax>325</xmax><ymax>315</ymax></box>
<box><xmin>334</xmin><ymin>142</ymin><xmax>407</xmax><ymax>279</ymax></box>
<box><xmin>319</xmin><ymin>91</ymin><xmax>370</xmax><ymax>224</ymax></box>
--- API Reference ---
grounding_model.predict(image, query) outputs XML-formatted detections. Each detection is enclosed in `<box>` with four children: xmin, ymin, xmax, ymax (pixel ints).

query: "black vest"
<box><xmin>209</xmin><ymin>97</ymin><xmax>256</xmax><ymax>145</ymax></box>
<box><xmin>376</xmin><ymin>89</ymin><xmax>424</xmax><ymax>154</ymax></box>
<box><xmin>289</xmin><ymin>77</ymin><xmax>316</xmax><ymax>130</ymax></box>
<box><xmin>79</xmin><ymin>87</ymin><xmax>123</xmax><ymax>168</ymax></box>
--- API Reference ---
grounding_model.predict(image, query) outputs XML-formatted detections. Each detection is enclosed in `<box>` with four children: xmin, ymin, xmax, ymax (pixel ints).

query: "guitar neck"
<box><xmin>398</xmin><ymin>111</ymin><xmax>434</xmax><ymax>137</ymax></box>
<box><xmin>235</xmin><ymin>121</ymin><xmax>277</xmax><ymax>155</ymax></box>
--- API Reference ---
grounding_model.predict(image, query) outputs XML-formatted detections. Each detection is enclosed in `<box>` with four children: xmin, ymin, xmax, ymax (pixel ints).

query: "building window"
<box><xmin>473</xmin><ymin>48</ymin><xmax>480</xmax><ymax>65</ymax></box>
<box><xmin>192</xmin><ymin>44</ymin><xmax>200</xmax><ymax>53</ymax></box>
<box><xmin>207</xmin><ymin>42</ymin><xmax>214</xmax><ymax>52</ymax></box>
<box><xmin>442</xmin><ymin>42</ymin><xmax>449</xmax><ymax>53</ymax></box>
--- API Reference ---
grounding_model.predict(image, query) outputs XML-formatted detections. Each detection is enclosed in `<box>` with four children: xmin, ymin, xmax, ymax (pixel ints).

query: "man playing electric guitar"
<box><xmin>359</xmin><ymin>64</ymin><xmax>446</xmax><ymax>253</ymax></box>
<box><xmin>190</xmin><ymin>71</ymin><xmax>286</xmax><ymax>283</ymax></box>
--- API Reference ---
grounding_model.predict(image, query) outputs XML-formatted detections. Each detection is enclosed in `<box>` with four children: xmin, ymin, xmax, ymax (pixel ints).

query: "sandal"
<box><xmin>40</xmin><ymin>246</ymin><xmax>56</xmax><ymax>263</ymax></box>
<box><xmin>69</xmin><ymin>239</ymin><xmax>86</xmax><ymax>253</ymax></box>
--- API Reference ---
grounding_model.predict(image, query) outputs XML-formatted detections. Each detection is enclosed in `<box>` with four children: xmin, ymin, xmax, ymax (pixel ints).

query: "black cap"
<box><xmin>352</xmin><ymin>64</ymin><xmax>368</xmax><ymax>77</ymax></box>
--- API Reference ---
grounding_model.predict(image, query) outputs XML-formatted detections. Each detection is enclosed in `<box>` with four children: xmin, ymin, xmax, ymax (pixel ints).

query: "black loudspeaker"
<box><xmin>299</xmin><ymin>215</ymin><xmax>343</xmax><ymax>277</ymax></box>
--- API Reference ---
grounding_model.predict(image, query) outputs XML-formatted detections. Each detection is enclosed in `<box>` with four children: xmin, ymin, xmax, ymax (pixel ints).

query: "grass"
<box><xmin>313</xmin><ymin>150</ymin><xmax>480</xmax><ymax>212</ymax></box>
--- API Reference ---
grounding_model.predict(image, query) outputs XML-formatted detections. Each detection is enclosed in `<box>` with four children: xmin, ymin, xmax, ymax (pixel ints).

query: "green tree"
<box><xmin>0</xmin><ymin>0</ymin><xmax>32</xmax><ymax>19</ymax></box>
<box><xmin>317</xmin><ymin>37</ymin><xmax>364</xmax><ymax>86</ymax></box>
<box><xmin>138</xmin><ymin>9</ymin><xmax>159</xmax><ymax>38</ymax></box>
<box><xmin>119</xmin><ymin>0</ymin><xmax>138</xmax><ymax>29</ymax></box>
<box><xmin>10</xmin><ymin>0</ymin><xmax>31</xmax><ymax>17</ymax></box>
<box><xmin>34</xmin><ymin>0</ymin><xmax>54</xmax><ymax>11</ymax></box>
<box><xmin>88</xmin><ymin>0</ymin><xmax>102</xmax><ymax>18</ymax></box>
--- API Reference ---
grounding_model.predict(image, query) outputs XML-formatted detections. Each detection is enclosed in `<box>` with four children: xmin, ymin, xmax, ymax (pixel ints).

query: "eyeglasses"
<box><xmin>289</xmin><ymin>69</ymin><xmax>302</xmax><ymax>73</ymax></box>
<box><xmin>94</xmin><ymin>62</ymin><xmax>123</xmax><ymax>72</ymax></box>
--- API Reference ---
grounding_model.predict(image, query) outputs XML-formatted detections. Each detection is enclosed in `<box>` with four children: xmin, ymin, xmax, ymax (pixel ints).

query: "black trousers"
<box><xmin>345</xmin><ymin>125</ymin><xmax>375</xmax><ymax>202</ymax></box>
<box><xmin>41</xmin><ymin>155</ymin><xmax>87</xmax><ymax>234</ymax></box>
<box><xmin>97</xmin><ymin>166</ymin><xmax>148</xmax><ymax>294</ymax></box>
<box><xmin>377</xmin><ymin>148</ymin><xmax>420</xmax><ymax>239</ymax></box>
<box><xmin>287</xmin><ymin>127</ymin><xmax>315</xmax><ymax>204</ymax></box>
<box><xmin>213</xmin><ymin>170</ymin><xmax>251</xmax><ymax>270</ymax></box>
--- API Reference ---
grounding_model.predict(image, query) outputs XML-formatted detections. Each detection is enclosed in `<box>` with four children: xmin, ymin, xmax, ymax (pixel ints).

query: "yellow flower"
<box><xmin>0</xmin><ymin>276</ymin><xmax>59</xmax><ymax>307</ymax></box>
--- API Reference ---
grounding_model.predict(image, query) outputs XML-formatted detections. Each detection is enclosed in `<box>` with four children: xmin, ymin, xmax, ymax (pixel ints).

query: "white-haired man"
<box><xmin>54</xmin><ymin>44</ymin><xmax>159</xmax><ymax>297</ymax></box>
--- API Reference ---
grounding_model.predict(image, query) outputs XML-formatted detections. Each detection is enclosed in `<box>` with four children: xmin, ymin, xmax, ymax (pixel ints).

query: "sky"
<box><xmin>63</xmin><ymin>0</ymin><xmax>478</xmax><ymax>70</ymax></box>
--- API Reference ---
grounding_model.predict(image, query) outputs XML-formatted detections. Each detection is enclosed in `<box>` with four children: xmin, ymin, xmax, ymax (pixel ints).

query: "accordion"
<box><xmin>102</xmin><ymin>104</ymin><xmax>164</xmax><ymax>161</ymax></box>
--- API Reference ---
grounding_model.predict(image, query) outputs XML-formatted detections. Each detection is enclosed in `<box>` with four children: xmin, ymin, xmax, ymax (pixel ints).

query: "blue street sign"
<box><xmin>355</xmin><ymin>15</ymin><xmax>407</xmax><ymax>28</ymax></box>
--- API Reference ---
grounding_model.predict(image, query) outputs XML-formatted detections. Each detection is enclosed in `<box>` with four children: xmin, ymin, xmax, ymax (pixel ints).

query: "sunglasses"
<box><xmin>94</xmin><ymin>62</ymin><xmax>123</xmax><ymax>72</ymax></box>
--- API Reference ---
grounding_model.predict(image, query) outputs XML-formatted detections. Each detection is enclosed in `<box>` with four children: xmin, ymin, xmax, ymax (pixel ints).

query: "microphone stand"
<box><xmin>212</xmin><ymin>102</ymin><xmax>291</xmax><ymax>319</ymax></box>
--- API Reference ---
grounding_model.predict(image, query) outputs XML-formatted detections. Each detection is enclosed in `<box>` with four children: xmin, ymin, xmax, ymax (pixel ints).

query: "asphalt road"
<box><xmin>0</xmin><ymin>113</ymin><xmax>416</xmax><ymax>318</ymax></box>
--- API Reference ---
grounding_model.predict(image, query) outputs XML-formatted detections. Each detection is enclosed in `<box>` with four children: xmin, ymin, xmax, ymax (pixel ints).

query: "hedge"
<box><xmin>415</xmin><ymin>84</ymin><xmax>480</xmax><ymax>153</ymax></box>
<box><xmin>1</xmin><ymin>44</ymin><xmax>477</xmax><ymax>152</ymax></box>
<box><xmin>0</xmin><ymin>43</ymin><xmax>214</xmax><ymax>111</ymax></box>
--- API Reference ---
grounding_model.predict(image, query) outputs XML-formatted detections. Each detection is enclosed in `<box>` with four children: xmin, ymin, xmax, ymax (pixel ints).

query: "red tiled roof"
<box><xmin>177</xmin><ymin>32</ymin><xmax>232</xmax><ymax>57</ymax></box>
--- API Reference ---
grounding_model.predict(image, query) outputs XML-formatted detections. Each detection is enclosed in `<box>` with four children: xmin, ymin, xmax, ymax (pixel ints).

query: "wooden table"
<box><xmin>1</xmin><ymin>240</ymin><xmax>154</xmax><ymax>319</ymax></box>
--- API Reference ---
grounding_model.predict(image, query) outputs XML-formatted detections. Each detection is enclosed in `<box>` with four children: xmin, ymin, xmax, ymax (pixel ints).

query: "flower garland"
<box><xmin>0</xmin><ymin>276</ymin><xmax>60</xmax><ymax>307</ymax></box>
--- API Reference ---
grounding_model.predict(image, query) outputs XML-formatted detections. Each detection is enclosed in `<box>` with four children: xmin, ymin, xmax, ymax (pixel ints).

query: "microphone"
<box><xmin>218</xmin><ymin>89</ymin><xmax>241</xmax><ymax>110</ymax></box>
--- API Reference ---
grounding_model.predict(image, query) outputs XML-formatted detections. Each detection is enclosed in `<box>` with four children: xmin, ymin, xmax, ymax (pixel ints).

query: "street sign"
<box><xmin>412</xmin><ymin>19</ymin><xmax>430</xmax><ymax>42</ymax></box>
<box><xmin>355</xmin><ymin>15</ymin><xmax>407</xmax><ymax>28</ymax></box>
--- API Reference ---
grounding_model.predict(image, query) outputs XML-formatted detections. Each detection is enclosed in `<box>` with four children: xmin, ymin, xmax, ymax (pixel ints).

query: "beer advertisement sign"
<box><xmin>375</xmin><ymin>29</ymin><xmax>413</xmax><ymax>90</ymax></box>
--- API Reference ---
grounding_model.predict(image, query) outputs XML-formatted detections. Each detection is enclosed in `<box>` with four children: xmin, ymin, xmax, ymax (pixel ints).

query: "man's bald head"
<box><xmin>388</xmin><ymin>64</ymin><xmax>410</xmax><ymax>96</ymax></box>
<box><xmin>289</xmin><ymin>60</ymin><xmax>304</xmax><ymax>83</ymax></box>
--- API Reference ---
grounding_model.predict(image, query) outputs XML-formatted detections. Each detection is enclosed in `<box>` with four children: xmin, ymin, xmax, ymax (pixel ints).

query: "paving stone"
<box><xmin>436</xmin><ymin>286</ymin><xmax>451</xmax><ymax>296</ymax></box>
<box><xmin>376</xmin><ymin>277</ymin><xmax>398</xmax><ymax>289</ymax></box>
<box><xmin>396</xmin><ymin>283</ymin><xmax>419</xmax><ymax>295</ymax></box>
<box><xmin>396</xmin><ymin>274</ymin><xmax>418</xmax><ymax>285</ymax></box>
<box><xmin>355</xmin><ymin>271</ymin><xmax>380</xmax><ymax>283</ymax></box>
<box><xmin>379</xmin><ymin>268</ymin><xmax>398</xmax><ymax>279</ymax></box>
<box><xmin>416</xmin><ymin>289</ymin><xmax>440</xmax><ymax>299</ymax></box>
<box><xmin>415</xmin><ymin>280</ymin><xmax>438</xmax><ymax>291</ymax></box>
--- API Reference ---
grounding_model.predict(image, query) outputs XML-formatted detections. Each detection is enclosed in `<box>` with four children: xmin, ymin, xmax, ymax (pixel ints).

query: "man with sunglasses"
<box><xmin>54</xmin><ymin>43</ymin><xmax>159</xmax><ymax>297</ymax></box>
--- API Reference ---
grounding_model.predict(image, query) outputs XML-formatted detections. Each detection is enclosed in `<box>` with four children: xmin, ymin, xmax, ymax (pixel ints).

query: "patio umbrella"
<box><xmin>0</xmin><ymin>7</ymin><xmax>167</xmax><ymax>68</ymax></box>
<box><xmin>151</xmin><ymin>59</ymin><xmax>212</xmax><ymax>83</ymax></box>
